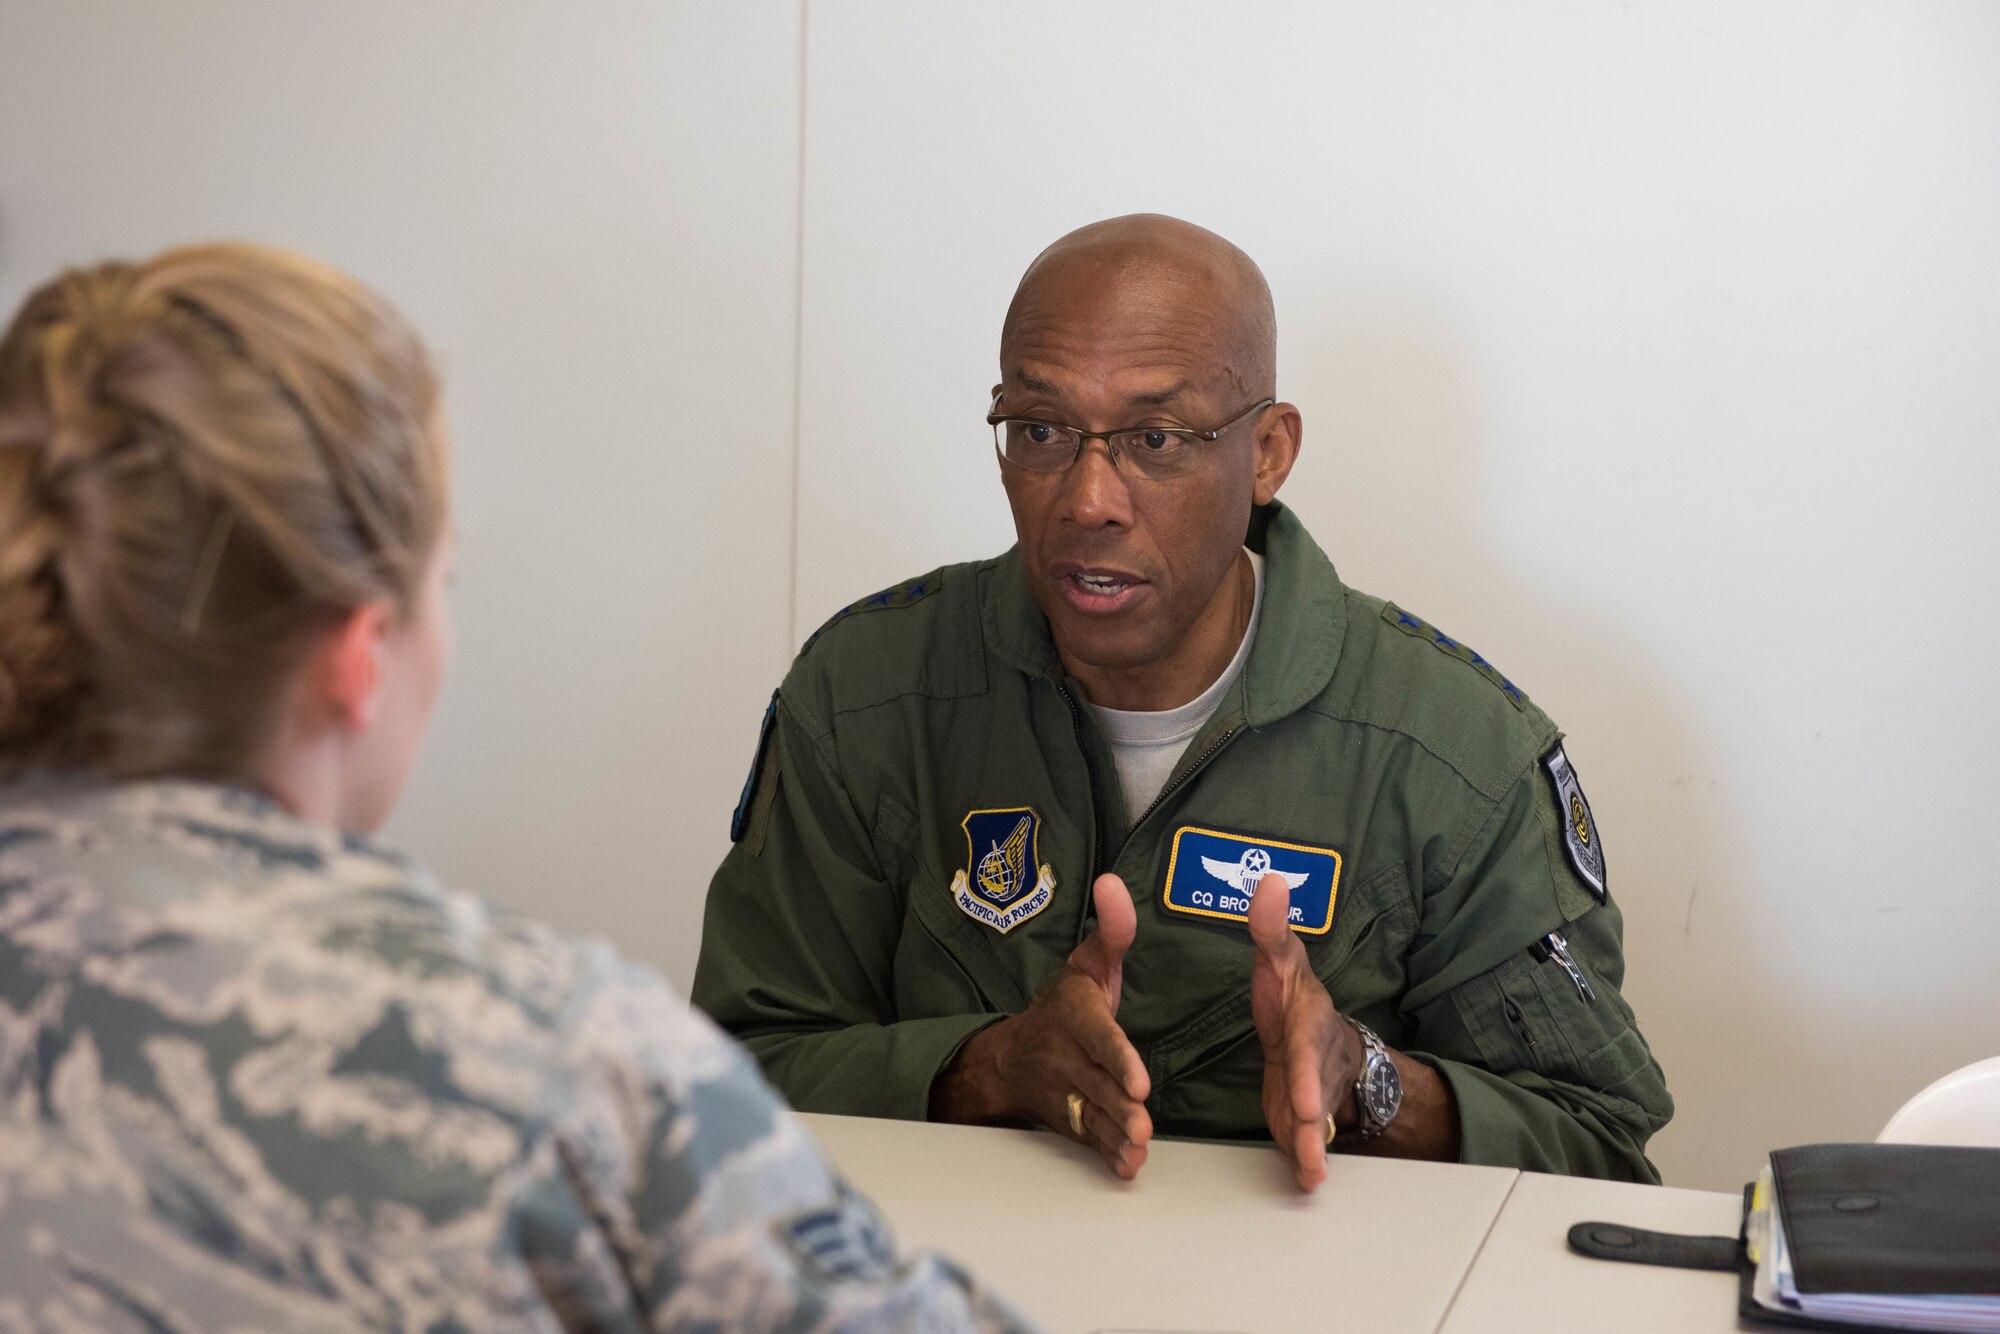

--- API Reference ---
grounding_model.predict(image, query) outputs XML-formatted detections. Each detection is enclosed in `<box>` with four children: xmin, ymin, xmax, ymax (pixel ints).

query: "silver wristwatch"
<box><xmin>1349</xmin><ymin>1018</ymin><xmax>1403</xmax><ymax>1142</ymax></box>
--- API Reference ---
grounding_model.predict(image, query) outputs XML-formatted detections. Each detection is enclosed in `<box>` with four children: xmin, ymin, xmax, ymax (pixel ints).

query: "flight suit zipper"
<box><xmin>1503</xmin><ymin>997</ymin><xmax>1538</xmax><ymax>1050</ymax></box>
<box><xmin>1054</xmin><ymin>679</ymin><xmax>1244</xmax><ymax>870</ymax></box>
<box><xmin>1046</xmin><ymin>686</ymin><xmax>1255</xmax><ymax>1108</ymax></box>
<box><xmin>1053</xmin><ymin>678</ymin><xmax>1244</xmax><ymax>951</ymax></box>
<box><xmin>1113</xmin><ymin>724</ymin><xmax>1239</xmax><ymax>863</ymax></box>
<box><xmin>1052</xmin><ymin>680</ymin><xmax>1104</xmax><ymax>880</ymax></box>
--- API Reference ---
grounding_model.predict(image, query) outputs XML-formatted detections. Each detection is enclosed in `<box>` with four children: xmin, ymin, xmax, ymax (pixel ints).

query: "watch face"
<box><xmin>1362</xmin><ymin>1053</ymin><xmax>1403</xmax><ymax>1126</ymax></box>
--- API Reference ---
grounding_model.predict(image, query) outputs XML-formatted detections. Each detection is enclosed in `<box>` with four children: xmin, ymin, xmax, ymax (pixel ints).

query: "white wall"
<box><xmin>0</xmin><ymin>0</ymin><xmax>802</xmax><ymax>994</ymax></box>
<box><xmin>4</xmin><ymin>0</ymin><xmax>1996</xmax><ymax>1193</ymax></box>
<box><xmin>803</xmin><ymin>0</ymin><xmax>2000</xmax><ymax>1192</ymax></box>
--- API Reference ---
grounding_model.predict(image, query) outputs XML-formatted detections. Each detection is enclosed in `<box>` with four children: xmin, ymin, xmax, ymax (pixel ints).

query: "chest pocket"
<box><xmin>1141</xmin><ymin>860</ymin><xmax>1419</xmax><ymax>1098</ymax></box>
<box><xmin>879</xmin><ymin>792</ymin><xmax>1074</xmax><ymax>1018</ymax></box>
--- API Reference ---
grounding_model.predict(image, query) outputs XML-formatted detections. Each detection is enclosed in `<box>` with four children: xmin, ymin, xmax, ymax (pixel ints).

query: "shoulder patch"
<box><xmin>800</xmin><ymin>570</ymin><xmax>943</xmax><ymax>654</ymax></box>
<box><xmin>730</xmin><ymin>690</ymin><xmax>780</xmax><ymax>844</ymax></box>
<box><xmin>1542</xmin><ymin>742</ymin><xmax>1607</xmax><ymax>902</ymax></box>
<box><xmin>1381</xmin><ymin>602</ymin><xmax>1527</xmax><ymax>710</ymax></box>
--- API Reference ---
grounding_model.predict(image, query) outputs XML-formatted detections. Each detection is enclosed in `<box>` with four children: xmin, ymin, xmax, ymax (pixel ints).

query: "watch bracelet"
<box><xmin>1348</xmin><ymin>1017</ymin><xmax>1392</xmax><ymax>1142</ymax></box>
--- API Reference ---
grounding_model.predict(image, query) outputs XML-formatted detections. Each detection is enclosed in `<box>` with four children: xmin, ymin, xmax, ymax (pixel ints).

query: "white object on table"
<box><xmin>1437</xmin><ymin>1168</ymin><xmax>1746</xmax><ymax>1334</ymax></box>
<box><xmin>799</xmin><ymin>1112</ymin><xmax>1517</xmax><ymax>1334</ymax></box>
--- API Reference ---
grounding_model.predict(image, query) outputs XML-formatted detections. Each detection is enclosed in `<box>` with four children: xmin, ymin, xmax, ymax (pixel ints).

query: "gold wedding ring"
<box><xmin>1325</xmin><ymin>1112</ymin><xmax>1338</xmax><ymax>1148</ymax></box>
<box><xmin>1066</xmin><ymin>1091</ymin><xmax>1086</xmax><ymax>1137</ymax></box>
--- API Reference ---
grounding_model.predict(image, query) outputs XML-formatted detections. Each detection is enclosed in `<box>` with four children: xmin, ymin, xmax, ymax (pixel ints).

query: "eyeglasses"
<box><xmin>986</xmin><ymin>391</ymin><xmax>1275</xmax><ymax>481</ymax></box>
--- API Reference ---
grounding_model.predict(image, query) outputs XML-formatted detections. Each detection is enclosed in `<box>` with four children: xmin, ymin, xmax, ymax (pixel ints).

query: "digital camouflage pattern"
<box><xmin>0</xmin><ymin>778</ymin><xmax>1033</xmax><ymax>1333</ymax></box>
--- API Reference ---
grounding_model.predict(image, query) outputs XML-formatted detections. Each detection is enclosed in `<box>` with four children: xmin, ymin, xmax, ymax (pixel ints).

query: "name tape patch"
<box><xmin>1161</xmin><ymin>827</ymin><xmax>1341</xmax><ymax>934</ymax></box>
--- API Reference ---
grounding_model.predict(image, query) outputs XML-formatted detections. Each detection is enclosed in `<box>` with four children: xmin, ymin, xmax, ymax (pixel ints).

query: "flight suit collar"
<box><xmin>983</xmin><ymin>500</ymin><xmax>1349</xmax><ymax>723</ymax></box>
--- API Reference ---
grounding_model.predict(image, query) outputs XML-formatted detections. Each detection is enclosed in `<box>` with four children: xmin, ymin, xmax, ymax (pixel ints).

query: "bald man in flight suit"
<box><xmin>694</xmin><ymin>214</ymin><xmax>1672</xmax><ymax>1187</ymax></box>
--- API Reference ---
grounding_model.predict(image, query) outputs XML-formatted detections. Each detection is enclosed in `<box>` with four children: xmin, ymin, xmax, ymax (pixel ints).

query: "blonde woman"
<box><xmin>0</xmin><ymin>244</ymin><xmax>1029</xmax><ymax>1332</ymax></box>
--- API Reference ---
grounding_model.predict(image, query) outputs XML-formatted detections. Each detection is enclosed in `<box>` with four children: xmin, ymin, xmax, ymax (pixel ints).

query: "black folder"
<box><xmin>1568</xmin><ymin>1143</ymin><xmax>2000</xmax><ymax>1332</ymax></box>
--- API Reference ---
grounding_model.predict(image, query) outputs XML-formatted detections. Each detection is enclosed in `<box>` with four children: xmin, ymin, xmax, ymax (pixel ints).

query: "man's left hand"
<box><xmin>1247</xmin><ymin>869</ymin><xmax>1360</xmax><ymax>1191</ymax></box>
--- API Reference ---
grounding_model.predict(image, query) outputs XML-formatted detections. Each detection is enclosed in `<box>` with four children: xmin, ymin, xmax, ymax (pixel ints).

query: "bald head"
<box><xmin>991</xmin><ymin>216</ymin><xmax>1302</xmax><ymax>705</ymax></box>
<box><xmin>1001</xmin><ymin>214</ymin><xmax>1276</xmax><ymax>401</ymax></box>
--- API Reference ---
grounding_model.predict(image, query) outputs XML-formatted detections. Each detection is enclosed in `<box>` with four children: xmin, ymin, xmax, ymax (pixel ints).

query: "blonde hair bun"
<box><xmin>0</xmin><ymin>243</ymin><xmax>445</xmax><ymax>780</ymax></box>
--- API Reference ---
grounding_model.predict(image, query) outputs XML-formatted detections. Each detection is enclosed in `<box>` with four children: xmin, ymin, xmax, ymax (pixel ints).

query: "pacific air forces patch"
<box><xmin>1542</xmin><ymin>743</ymin><xmax>1607</xmax><ymax>902</ymax></box>
<box><xmin>951</xmin><ymin>807</ymin><xmax>1056</xmax><ymax>934</ymax></box>
<box><xmin>1161</xmin><ymin>826</ymin><xmax>1341</xmax><ymax>934</ymax></box>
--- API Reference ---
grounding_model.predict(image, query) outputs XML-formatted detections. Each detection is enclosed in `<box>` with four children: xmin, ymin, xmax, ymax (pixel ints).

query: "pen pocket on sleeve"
<box><xmin>1468</xmin><ymin>946</ymin><xmax>1665</xmax><ymax>1120</ymax></box>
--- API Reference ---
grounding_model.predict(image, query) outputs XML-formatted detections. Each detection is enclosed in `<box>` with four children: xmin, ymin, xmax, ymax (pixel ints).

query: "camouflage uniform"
<box><xmin>0</xmin><ymin>777</ymin><xmax>1034</xmax><ymax>1333</ymax></box>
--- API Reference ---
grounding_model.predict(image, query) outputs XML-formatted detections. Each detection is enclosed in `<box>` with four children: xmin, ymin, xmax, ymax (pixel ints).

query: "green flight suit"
<box><xmin>694</xmin><ymin>502</ymin><xmax>1673</xmax><ymax>1182</ymax></box>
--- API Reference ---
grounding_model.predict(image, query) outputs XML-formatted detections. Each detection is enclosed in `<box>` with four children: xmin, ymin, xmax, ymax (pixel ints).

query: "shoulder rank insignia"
<box><xmin>1381</xmin><ymin>602</ymin><xmax>1526</xmax><ymax>710</ymax></box>
<box><xmin>778</xmin><ymin>1186</ymin><xmax>899</xmax><ymax>1283</ymax></box>
<box><xmin>1542</xmin><ymin>743</ymin><xmax>1607</xmax><ymax>902</ymax></box>
<box><xmin>800</xmin><ymin>570</ymin><xmax>942</xmax><ymax>654</ymax></box>
<box><xmin>951</xmin><ymin>807</ymin><xmax>1056</xmax><ymax>933</ymax></box>
<box><xmin>1161</xmin><ymin>826</ymin><xmax>1341</xmax><ymax>935</ymax></box>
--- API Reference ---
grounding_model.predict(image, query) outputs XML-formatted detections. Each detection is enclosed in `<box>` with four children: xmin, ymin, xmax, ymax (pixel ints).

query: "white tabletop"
<box><xmin>800</xmin><ymin>1112</ymin><xmax>1519</xmax><ymax>1334</ymax></box>
<box><xmin>1438</xmin><ymin>1169</ymin><xmax>1748</xmax><ymax>1333</ymax></box>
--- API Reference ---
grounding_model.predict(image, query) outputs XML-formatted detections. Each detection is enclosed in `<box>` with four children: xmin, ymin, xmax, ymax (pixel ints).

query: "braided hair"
<box><xmin>0</xmin><ymin>243</ymin><xmax>444</xmax><ymax>780</ymax></box>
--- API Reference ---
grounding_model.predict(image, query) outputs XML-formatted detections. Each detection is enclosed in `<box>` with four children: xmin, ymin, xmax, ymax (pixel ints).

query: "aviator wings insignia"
<box><xmin>1200</xmin><ymin>846</ymin><xmax>1311</xmax><ymax>895</ymax></box>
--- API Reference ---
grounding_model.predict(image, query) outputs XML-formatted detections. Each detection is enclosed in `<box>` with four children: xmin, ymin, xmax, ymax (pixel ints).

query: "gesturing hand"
<box><xmin>1247</xmin><ymin>870</ymin><xmax>1360</xmax><ymax>1192</ymax></box>
<box><xmin>928</xmin><ymin>873</ymin><xmax>1153</xmax><ymax>1178</ymax></box>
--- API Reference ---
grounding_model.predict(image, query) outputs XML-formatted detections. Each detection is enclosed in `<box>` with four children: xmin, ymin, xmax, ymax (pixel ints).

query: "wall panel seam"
<box><xmin>785</xmin><ymin>0</ymin><xmax>811</xmax><ymax>654</ymax></box>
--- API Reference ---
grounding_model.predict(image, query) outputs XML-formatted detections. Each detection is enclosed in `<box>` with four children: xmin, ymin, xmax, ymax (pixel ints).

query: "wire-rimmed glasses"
<box><xmin>986</xmin><ymin>391</ymin><xmax>1274</xmax><ymax>481</ymax></box>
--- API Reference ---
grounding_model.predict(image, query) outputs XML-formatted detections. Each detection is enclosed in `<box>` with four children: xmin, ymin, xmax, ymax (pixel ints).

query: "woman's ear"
<box><xmin>322</xmin><ymin>602</ymin><xmax>393</xmax><ymax>731</ymax></box>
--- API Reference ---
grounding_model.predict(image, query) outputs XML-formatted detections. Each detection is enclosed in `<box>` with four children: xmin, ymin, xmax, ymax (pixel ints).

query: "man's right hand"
<box><xmin>927</xmin><ymin>873</ymin><xmax>1153</xmax><ymax>1179</ymax></box>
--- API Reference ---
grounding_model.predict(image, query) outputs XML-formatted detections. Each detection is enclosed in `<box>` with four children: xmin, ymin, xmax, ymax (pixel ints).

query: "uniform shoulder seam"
<box><xmin>1310</xmin><ymin>591</ymin><xmax>1560</xmax><ymax>802</ymax></box>
<box><xmin>1297</xmin><ymin>705</ymin><xmax>1506</xmax><ymax>804</ymax></box>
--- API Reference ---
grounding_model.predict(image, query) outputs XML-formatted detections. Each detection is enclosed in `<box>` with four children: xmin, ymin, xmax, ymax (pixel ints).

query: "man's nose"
<box><xmin>1057</xmin><ymin>436</ymin><xmax>1136</xmax><ymax>529</ymax></box>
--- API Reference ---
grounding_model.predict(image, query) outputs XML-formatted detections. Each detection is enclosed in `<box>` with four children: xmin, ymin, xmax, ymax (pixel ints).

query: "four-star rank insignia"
<box><xmin>1542</xmin><ymin>743</ymin><xmax>1607</xmax><ymax>902</ymax></box>
<box><xmin>951</xmin><ymin>807</ymin><xmax>1056</xmax><ymax>934</ymax></box>
<box><xmin>1162</xmin><ymin>826</ymin><xmax>1341</xmax><ymax>934</ymax></box>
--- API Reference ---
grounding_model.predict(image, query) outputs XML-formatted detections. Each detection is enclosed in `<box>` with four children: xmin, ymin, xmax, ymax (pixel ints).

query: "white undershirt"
<box><xmin>1090</xmin><ymin>550</ymin><xmax>1265</xmax><ymax>830</ymax></box>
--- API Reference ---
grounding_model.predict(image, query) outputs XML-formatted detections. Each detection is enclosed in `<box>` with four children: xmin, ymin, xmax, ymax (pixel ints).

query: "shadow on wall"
<box><xmin>1283</xmin><ymin>291</ymin><xmax>1818</xmax><ymax>1189</ymax></box>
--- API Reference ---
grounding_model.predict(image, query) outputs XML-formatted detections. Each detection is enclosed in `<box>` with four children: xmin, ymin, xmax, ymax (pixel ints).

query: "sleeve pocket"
<box><xmin>1453</xmin><ymin>947</ymin><xmax>1653</xmax><ymax>1098</ymax></box>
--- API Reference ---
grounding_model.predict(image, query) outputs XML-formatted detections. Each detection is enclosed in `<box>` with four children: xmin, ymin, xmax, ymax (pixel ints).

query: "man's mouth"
<box><xmin>1054</xmin><ymin>564</ymin><xmax>1146</xmax><ymax>613</ymax></box>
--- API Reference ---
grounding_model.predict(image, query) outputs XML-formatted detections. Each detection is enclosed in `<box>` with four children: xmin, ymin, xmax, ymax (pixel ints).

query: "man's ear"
<box><xmin>322</xmin><ymin>602</ymin><xmax>393</xmax><ymax>732</ymax></box>
<box><xmin>1251</xmin><ymin>403</ymin><xmax>1304</xmax><ymax>506</ymax></box>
